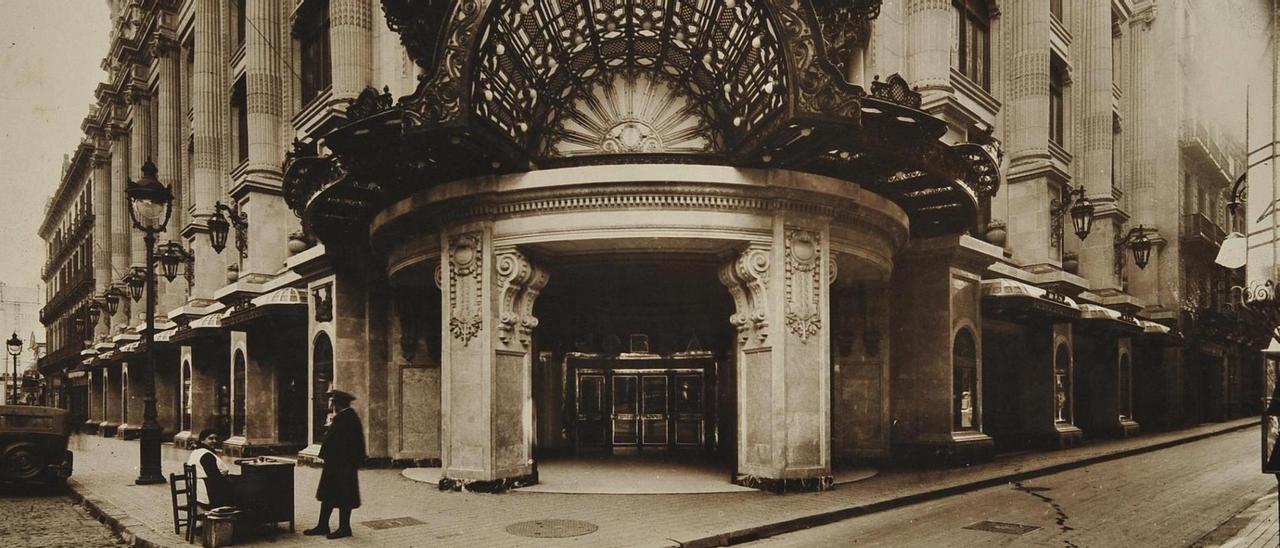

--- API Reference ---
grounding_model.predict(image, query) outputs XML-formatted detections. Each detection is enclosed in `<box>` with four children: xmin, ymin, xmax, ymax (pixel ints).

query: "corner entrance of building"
<box><xmin>570</xmin><ymin>353</ymin><xmax>714</xmax><ymax>455</ymax></box>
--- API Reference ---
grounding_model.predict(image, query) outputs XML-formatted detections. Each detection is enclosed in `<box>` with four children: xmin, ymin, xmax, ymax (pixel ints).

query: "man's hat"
<box><xmin>325</xmin><ymin>389</ymin><xmax>356</xmax><ymax>405</ymax></box>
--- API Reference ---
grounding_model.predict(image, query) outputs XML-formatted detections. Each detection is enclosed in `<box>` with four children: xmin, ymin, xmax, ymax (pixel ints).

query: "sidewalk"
<box><xmin>1193</xmin><ymin>486</ymin><xmax>1279</xmax><ymax>548</ymax></box>
<box><xmin>66</xmin><ymin>418</ymin><xmax>1257</xmax><ymax>548</ymax></box>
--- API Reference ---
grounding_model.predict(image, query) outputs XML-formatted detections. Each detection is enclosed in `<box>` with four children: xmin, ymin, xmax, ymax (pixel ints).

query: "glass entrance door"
<box><xmin>570</xmin><ymin>355</ymin><xmax>711</xmax><ymax>454</ymax></box>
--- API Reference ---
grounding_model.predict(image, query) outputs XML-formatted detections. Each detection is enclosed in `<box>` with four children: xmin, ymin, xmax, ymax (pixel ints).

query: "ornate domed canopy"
<box><xmin>286</xmin><ymin>0</ymin><xmax>1001</xmax><ymax>252</ymax></box>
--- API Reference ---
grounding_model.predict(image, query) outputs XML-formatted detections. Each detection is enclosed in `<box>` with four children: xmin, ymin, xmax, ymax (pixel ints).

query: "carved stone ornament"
<box><xmin>345</xmin><ymin>86</ymin><xmax>395</xmax><ymax>123</ymax></box>
<box><xmin>495</xmin><ymin>249</ymin><xmax>549</xmax><ymax>347</ymax></box>
<box><xmin>719</xmin><ymin>244</ymin><xmax>771</xmax><ymax>344</ymax></box>
<box><xmin>785</xmin><ymin>228</ymin><xmax>823</xmax><ymax>342</ymax></box>
<box><xmin>448</xmin><ymin>233</ymin><xmax>484</xmax><ymax>345</ymax></box>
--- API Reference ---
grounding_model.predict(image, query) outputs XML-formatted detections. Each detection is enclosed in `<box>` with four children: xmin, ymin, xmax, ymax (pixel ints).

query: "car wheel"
<box><xmin>2</xmin><ymin>442</ymin><xmax>46</xmax><ymax>481</ymax></box>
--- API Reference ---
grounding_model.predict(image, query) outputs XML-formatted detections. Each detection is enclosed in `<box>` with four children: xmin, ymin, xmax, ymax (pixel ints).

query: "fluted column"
<box><xmin>329</xmin><ymin>0</ymin><xmax>373</xmax><ymax>103</ymax></box>
<box><xmin>189</xmin><ymin>0</ymin><xmax>226</xmax><ymax>301</ymax></box>
<box><xmin>906</xmin><ymin>0</ymin><xmax>954</xmax><ymax>93</ymax></box>
<box><xmin>109</xmin><ymin>117</ymin><xmax>131</xmax><ymax>332</ymax></box>
<box><xmin>90</xmin><ymin>132</ymin><xmax>113</xmax><ymax>342</ymax></box>
<box><xmin>1007</xmin><ymin>1</ymin><xmax>1051</xmax><ymax>163</ymax></box>
<box><xmin>154</xmin><ymin>36</ymin><xmax>187</xmax><ymax>316</ymax></box>
<box><xmin>1074</xmin><ymin>0</ymin><xmax>1120</xmax><ymax>289</ymax></box>
<box><xmin>245</xmin><ymin>0</ymin><xmax>282</xmax><ymax>177</ymax></box>
<box><xmin>127</xmin><ymin>83</ymin><xmax>152</xmax><ymax>268</ymax></box>
<box><xmin>238</xmin><ymin>0</ymin><xmax>295</xmax><ymax>278</ymax></box>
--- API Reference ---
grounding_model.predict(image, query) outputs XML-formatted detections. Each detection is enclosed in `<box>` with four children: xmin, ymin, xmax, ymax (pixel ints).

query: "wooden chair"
<box><xmin>169</xmin><ymin>467</ymin><xmax>192</xmax><ymax>536</ymax></box>
<box><xmin>177</xmin><ymin>464</ymin><xmax>204</xmax><ymax>543</ymax></box>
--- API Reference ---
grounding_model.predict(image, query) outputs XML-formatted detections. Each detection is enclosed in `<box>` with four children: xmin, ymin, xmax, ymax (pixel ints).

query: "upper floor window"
<box><xmin>1050</xmin><ymin>60</ymin><xmax>1066</xmax><ymax>146</ymax></box>
<box><xmin>1050</xmin><ymin>0</ymin><xmax>1064</xmax><ymax>22</ymax></box>
<box><xmin>297</xmin><ymin>5</ymin><xmax>332</xmax><ymax>106</ymax></box>
<box><xmin>954</xmin><ymin>0</ymin><xmax>991</xmax><ymax>90</ymax></box>
<box><xmin>233</xmin><ymin>0</ymin><xmax>246</xmax><ymax>49</ymax></box>
<box><xmin>231</xmin><ymin>79</ymin><xmax>249</xmax><ymax>165</ymax></box>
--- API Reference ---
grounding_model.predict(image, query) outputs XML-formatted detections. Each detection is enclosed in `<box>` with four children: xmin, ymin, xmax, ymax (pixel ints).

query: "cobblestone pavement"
<box><xmin>59</xmin><ymin>418</ymin><xmax>1256</xmax><ymax>547</ymax></box>
<box><xmin>0</xmin><ymin>485</ymin><xmax>127</xmax><ymax>548</ymax></box>
<box><xmin>1192</xmin><ymin>487</ymin><xmax>1279</xmax><ymax>548</ymax></box>
<box><xmin>744</xmin><ymin>427</ymin><xmax>1275</xmax><ymax>547</ymax></box>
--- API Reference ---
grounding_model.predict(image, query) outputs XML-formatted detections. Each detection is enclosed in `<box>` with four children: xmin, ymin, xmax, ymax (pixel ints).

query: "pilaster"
<box><xmin>438</xmin><ymin>228</ymin><xmax>548</xmax><ymax>492</ymax></box>
<box><xmin>90</xmin><ymin>137</ymin><xmax>113</xmax><ymax>342</ymax></box>
<box><xmin>719</xmin><ymin>216</ymin><xmax>833</xmax><ymax>492</ymax></box>
<box><xmin>155</xmin><ymin>36</ymin><xmax>188</xmax><ymax>317</ymax></box>
<box><xmin>101</xmin><ymin>364</ymin><xmax>122</xmax><ymax>436</ymax></box>
<box><xmin>109</xmin><ymin>119</ymin><xmax>132</xmax><ymax>332</ymax></box>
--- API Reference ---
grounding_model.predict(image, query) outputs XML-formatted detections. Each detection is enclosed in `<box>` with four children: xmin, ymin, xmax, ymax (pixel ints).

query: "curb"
<box><xmin>679</xmin><ymin>420</ymin><xmax>1259</xmax><ymax>547</ymax></box>
<box><xmin>67</xmin><ymin>479</ymin><xmax>178</xmax><ymax>548</ymax></box>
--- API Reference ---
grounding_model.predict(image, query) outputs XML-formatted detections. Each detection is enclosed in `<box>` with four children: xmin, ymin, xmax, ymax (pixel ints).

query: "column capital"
<box><xmin>147</xmin><ymin>33</ymin><xmax>180</xmax><ymax>58</ymax></box>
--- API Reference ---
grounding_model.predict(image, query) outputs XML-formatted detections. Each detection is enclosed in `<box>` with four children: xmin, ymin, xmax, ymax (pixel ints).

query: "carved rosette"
<box><xmin>719</xmin><ymin>244</ymin><xmax>771</xmax><ymax>345</ymax></box>
<box><xmin>785</xmin><ymin>228</ymin><xmax>823</xmax><ymax>343</ymax></box>
<box><xmin>448</xmin><ymin>233</ymin><xmax>484</xmax><ymax>345</ymax></box>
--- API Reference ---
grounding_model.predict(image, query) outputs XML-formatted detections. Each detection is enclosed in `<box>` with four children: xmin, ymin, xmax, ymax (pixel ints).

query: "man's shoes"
<box><xmin>326</xmin><ymin>528</ymin><xmax>352</xmax><ymax>540</ymax></box>
<box><xmin>303</xmin><ymin>526</ymin><xmax>330</xmax><ymax>536</ymax></box>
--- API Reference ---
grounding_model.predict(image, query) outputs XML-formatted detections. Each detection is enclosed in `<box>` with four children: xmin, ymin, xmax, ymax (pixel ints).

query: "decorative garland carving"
<box><xmin>448</xmin><ymin>233</ymin><xmax>484</xmax><ymax>345</ymax></box>
<box><xmin>785</xmin><ymin>228</ymin><xmax>822</xmax><ymax>342</ymax></box>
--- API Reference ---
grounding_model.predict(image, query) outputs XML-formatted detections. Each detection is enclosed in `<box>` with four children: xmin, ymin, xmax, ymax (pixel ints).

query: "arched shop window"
<box><xmin>1054</xmin><ymin>344</ymin><xmax>1072</xmax><ymax>423</ymax></box>
<box><xmin>233</xmin><ymin>350</ymin><xmax>246</xmax><ymax>437</ymax></box>
<box><xmin>953</xmin><ymin>328</ymin><xmax>978</xmax><ymax>431</ymax></box>
<box><xmin>1119</xmin><ymin>353</ymin><xmax>1133</xmax><ymax>420</ymax></box>
<box><xmin>181</xmin><ymin>361</ymin><xmax>192</xmax><ymax>432</ymax></box>
<box><xmin>312</xmin><ymin>334</ymin><xmax>334</xmax><ymax>444</ymax></box>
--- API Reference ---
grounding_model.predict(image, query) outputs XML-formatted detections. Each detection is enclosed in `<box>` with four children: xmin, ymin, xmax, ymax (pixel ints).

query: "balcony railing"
<box><xmin>1181</xmin><ymin>213</ymin><xmax>1227</xmax><ymax>257</ymax></box>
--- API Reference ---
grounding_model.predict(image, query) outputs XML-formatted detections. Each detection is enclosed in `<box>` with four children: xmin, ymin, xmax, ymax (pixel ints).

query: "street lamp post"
<box><xmin>124</xmin><ymin>159</ymin><xmax>177</xmax><ymax>485</ymax></box>
<box><xmin>6</xmin><ymin>333</ymin><xmax>22</xmax><ymax>405</ymax></box>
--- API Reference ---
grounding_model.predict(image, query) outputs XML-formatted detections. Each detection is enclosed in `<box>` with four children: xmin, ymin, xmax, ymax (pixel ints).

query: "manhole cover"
<box><xmin>964</xmin><ymin>521</ymin><xmax>1040</xmax><ymax>535</ymax></box>
<box><xmin>505</xmin><ymin>519</ymin><xmax>599</xmax><ymax>538</ymax></box>
<box><xmin>361</xmin><ymin>517</ymin><xmax>426</xmax><ymax>530</ymax></box>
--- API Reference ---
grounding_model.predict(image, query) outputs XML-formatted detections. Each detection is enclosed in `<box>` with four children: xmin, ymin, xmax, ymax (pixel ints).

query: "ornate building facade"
<box><xmin>36</xmin><ymin>0</ymin><xmax>1261</xmax><ymax>492</ymax></box>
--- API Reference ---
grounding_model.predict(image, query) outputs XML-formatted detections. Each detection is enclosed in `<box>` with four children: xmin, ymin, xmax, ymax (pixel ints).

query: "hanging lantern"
<box><xmin>1070</xmin><ymin>193</ymin><xmax>1094</xmax><ymax>241</ymax></box>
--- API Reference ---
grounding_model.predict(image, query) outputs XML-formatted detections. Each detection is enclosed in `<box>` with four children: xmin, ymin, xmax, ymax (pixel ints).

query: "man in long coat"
<box><xmin>303</xmin><ymin>390</ymin><xmax>365</xmax><ymax>539</ymax></box>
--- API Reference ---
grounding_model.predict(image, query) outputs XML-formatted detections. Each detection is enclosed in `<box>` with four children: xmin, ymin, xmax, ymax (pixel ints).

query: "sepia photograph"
<box><xmin>1</xmin><ymin>0</ymin><xmax>1279</xmax><ymax>546</ymax></box>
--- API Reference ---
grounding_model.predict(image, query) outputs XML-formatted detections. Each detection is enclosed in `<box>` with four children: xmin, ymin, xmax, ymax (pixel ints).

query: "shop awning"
<box><xmin>221</xmin><ymin>287</ymin><xmax>309</xmax><ymax>330</ymax></box>
<box><xmin>1139</xmin><ymin>319</ymin><xmax>1184</xmax><ymax>345</ymax></box>
<box><xmin>1077</xmin><ymin>304</ymin><xmax>1144</xmax><ymax>334</ymax></box>
<box><xmin>168</xmin><ymin>311</ymin><xmax>225</xmax><ymax>344</ymax></box>
<box><xmin>981</xmin><ymin>278</ymin><xmax>1081</xmax><ymax>320</ymax></box>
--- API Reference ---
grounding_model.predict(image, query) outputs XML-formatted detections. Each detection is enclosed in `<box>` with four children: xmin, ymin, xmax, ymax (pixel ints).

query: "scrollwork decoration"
<box><xmin>785</xmin><ymin>228</ymin><xmax>822</xmax><ymax>342</ymax></box>
<box><xmin>448</xmin><ymin>233</ymin><xmax>484</xmax><ymax>345</ymax></box>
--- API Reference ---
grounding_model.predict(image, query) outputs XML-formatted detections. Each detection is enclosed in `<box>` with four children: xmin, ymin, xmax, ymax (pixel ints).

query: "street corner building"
<box><xmin>35</xmin><ymin>0</ymin><xmax>1265</xmax><ymax>493</ymax></box>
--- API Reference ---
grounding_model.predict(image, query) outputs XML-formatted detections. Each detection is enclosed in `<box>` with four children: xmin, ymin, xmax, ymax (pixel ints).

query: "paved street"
<box><xmin>0</xmin><ymin>485</ymin><xmax>126</xmax><ymax>548</ymax></box>
<box><xmin>745</xmin><ymin>428</ymin><xmax>1276</xmax><ymax>547</ymax></box>
<box><xmin>44</xmin><ymin>419</ymin><xmax>1253</xmax><ymax>547</ymax></box>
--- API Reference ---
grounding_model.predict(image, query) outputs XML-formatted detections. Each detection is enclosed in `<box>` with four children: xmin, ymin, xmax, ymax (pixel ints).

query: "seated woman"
<box><xmin>187</xmin><ymin>428</ymin><xmax>233</xmax><ymax>508</ymax></box>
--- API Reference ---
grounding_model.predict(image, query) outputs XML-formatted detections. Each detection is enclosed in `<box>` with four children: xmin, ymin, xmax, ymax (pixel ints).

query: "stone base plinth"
<box><xmin>894</xmin><ymin>431</ymin><xmax>995</xmax><ymax>467</ymax></box>
<box><xmin>733</xmin><ymin>474</ymin><xmax>834</xmax><ymax>493</ymax></box>
<box><xmin>296</xmin><ymin>444</ymin><xmax>322</xmax><ymax>467</ymax></box>
<box><xmin>1049</xmin><ymin>424</ymin><xmax>1084</xmax><ymax>449</ymax></box>
<box><xmin>117</xmin><ymin>424</ymin><xmax>141</xmax><ymax>440</ymax></box>
<box><xmin>82</xmin><ymin>420</ymin><xmax>101</xmax><ymax>435</ymax></box>
<box><xmin>438</xmin><ymin>472</ymin><xmax>538</xmax><ymax>493</ymax></box>
<box><xmin>1119</xmin><ymin>419</ymin><xmax>1140</xmax><ymax>438</ymax></box>
<box><xmin>172</xmin><ymin>431</ymin><xmax>195</xmax><ymax>449</ymax></box>
<box><xmin>99</xmin><ymin>422</ymin><xmax>119</xmax><ymax>437</ymax></box>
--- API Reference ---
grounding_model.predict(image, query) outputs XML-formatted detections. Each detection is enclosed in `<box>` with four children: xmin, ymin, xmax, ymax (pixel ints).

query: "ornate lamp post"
<box><xmin>1050</xmin><ymin>184</ymin><xmax>1095</xmax><ymax>243</ymax></box>
<box><xmin>124</xmin><ymin>159</ymin><xmax>174</xmax><ymax>485</ymax></box>
<box><xmin>6</xmin><ymin>332</ymin><xmax>22</xmax><ymax>405</ymax></box>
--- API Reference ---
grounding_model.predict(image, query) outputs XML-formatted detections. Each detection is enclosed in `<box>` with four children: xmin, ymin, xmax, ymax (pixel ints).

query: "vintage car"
<box><xmin>0</xmin><ymin>405</ymin><xmax>73</xmax><ymax>484</ymax></box>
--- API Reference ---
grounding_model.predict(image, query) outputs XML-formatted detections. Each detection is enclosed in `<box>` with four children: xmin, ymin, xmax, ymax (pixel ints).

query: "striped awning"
<box><xmin>981</xmin><ymin>278</ymin><xmax>1080</xmax><ymax>319</ymax></box>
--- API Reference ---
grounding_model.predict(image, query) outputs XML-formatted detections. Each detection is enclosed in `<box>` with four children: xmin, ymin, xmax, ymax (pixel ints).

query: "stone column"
<box><xmin>109</xmin><ymin>119</ymin><xmax>131</xmax><ymax>331</ymax></box>
<box><xmin>889</xmin><ymin>235</ymin><xmax>996</xmax><ymax>465</ymax></box>
<box><xmin>127</xmin><ymin>83</ymin><xmax>152</xmax><ymax>279</ymax></box>
<box><xmin>1074</xmin><ymin>0</ymin><xmax>1121</xmax><ymax>289</ymax></box>
<box><xmin>1004</xmin><ymin>1</ymin><xmax>1058</xmax><ymax>267</ymax></box>
<box><xmin>119</xmin><ymin>360</ymin><xmax>147</xmax><ymax>439</ymax></box>
<box><xmin>439</xmin><ymin>229</ymin><xmax>549</xmax><ymax>491</ymax></box>
<box><xmin>90</xmin><ymin>135</ymin><xmax>113</xmax><ymax>342</ymax></box>
<box><xmin>329</xmin><ymin>0</ymin><xmax>373</xmax><ymax>103</ymax></box>
<box><xmin>101</xmin><ymin>363</ymin><xmax>122</xmax><ymax>436</ymax></box>
<box><xmin>1125</xmin><ymin>6</ymin><xmax>1167</xmax><ymax>307</ymax></box>
<box><xmin>84</xmin><ymin>368</ymin><xmax>102</xmax><ymax>433</ymax></box>
<box><xmin>719</xmin><ymin>220</ymin><xmax>833</xmax><ymax>492</ymax></box>
<box><xmin>188</xmin><ymin>0</ymin><xmax>226</xmax><ymax>301</ymax></box>
<box><xmin>905</xmin><ymin>0</ymin><xmax>954</xmax><ymax>94</ymax></box>
<box><xmin>239</xmin><ymin>0</ymin><xmax>295</xmax><ymax>278</ymax></box>
<box><xmin>154</xmin><ymin>36</ymin><xmax>188</xmax><ymax>316</ymax></box>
